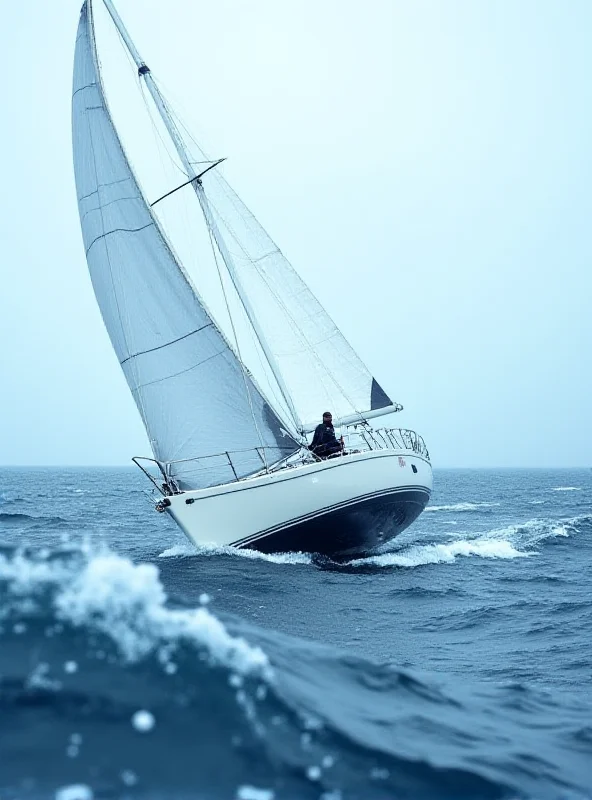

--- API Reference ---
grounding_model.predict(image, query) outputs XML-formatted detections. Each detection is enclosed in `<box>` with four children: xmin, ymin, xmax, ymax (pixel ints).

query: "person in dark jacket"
<box><xmin>309</xmin><ymin>411</ymin><xmax>344</xmax><ymax>459</ymax></box>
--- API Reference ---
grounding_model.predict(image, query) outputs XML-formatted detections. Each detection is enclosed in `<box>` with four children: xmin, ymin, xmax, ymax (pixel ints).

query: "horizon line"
<box><xmin>0</xmin><ymin>464</ymin><xmax>590</xmax><ymax>471</ymax></box>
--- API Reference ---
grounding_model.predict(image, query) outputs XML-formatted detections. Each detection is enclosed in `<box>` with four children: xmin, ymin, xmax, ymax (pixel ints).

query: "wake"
<box><xmin>353</xmin><ymin>514</ymin><xmax>588</xmax><ymax>568</ymax></box>
<box><xmin>156</xmin><ymin>514</ymin><xmax>589</xmax><ymax>570</ymax></box>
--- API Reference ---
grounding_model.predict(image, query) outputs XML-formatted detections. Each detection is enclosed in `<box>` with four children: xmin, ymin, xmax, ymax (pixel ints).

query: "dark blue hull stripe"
<box><xmin>231</xmin><ymin>485</ymin><xmax>430</xmax><ymax>557</ymax></box>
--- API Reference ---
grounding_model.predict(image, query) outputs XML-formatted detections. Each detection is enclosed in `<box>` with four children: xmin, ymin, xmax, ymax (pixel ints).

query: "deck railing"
<box><xmin>343</xmin><ymin>425</ymin><xmax>430</xmax><ymax>460</ymax></box>
<box><xmin>134</xmin><ymin>425</ymin><xmax>429</xmax><ymax>495</ymax></box>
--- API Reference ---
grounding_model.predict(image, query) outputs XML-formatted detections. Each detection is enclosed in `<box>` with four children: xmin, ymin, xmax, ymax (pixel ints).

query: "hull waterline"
<box><xmin>165</xmin><ymin>449</ymin><xmax>432</xmax><ymax>559</ymax></box>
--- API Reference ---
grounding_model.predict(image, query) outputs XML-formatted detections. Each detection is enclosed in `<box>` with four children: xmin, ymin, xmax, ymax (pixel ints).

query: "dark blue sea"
<box><xmin>0</xmin><ymin>467</ymin><xmax>590</xmax><ymax>800</ymax></box>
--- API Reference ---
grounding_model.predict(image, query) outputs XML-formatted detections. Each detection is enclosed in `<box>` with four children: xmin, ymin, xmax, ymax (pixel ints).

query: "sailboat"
<box><xmin>72</xmin><ymin>0</ymin><xmax>433</xmax><ymax>558</ymax></box>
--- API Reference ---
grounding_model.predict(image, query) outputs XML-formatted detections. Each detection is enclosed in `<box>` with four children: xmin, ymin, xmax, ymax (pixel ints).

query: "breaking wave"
<box><xmin>1</xmin><ymin>544</ymin><xmax>590</xmax><ymax>799</ymax></box>
<box><xmin>0</xmin><ymin>547</ymin><xmax>269</xmax><ymax>677</ymax></box>
<box><xmin>351</xmin><ymin>515</ymin><xmax>588</xmax><ymax>569</ymax></box>
<box><xmin>159</xmin><ymin>542</ymin><xmax>312</xmax><ymax>566</ymax></box>
<box><xmin>424</xmin><ymin>502</ymin><xmax>500</xmax><ymax>513</ymax></box>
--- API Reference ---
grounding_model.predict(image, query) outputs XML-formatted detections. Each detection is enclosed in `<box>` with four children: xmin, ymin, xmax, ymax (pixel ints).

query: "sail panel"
<box><xmin>72</xmin><ymin>2</ymin><xmax>298</xmax><ymax>488</ymax></box>
<box><xmin>201</xmin><ymin>173</ymin><xmax>396</xmax><ymax>429</ymax></box>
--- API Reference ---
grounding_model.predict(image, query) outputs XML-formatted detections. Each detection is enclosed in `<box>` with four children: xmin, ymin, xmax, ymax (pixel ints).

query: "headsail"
<box><xmin>72</xmin><ymin>1</ymin><xmax>299</xmax><ymax>489</ymax></box>
<box><xmin>197</xmin><ymin>175</ymin><xmax>400</xmax><ymax>431</ymax></box>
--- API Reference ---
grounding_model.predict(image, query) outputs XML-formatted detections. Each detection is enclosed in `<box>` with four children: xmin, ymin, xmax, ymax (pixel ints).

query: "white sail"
<box><xmin>72</xmin><ymin>2</ymin><xmax>298</xmax><ymax>489</ymax></box>
<box><xmin>191</xmin><ymin>168</ymin><xmax>398</xmax><ymax>432</ymax></box>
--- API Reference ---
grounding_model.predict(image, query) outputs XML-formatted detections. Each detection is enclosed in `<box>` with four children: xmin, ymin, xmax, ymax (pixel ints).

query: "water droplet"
<box><xmin>131</xmin><ymin>710</ymin><xmax>155</xmax><ymax>732</ymax></box>
<box><xmin>55</xmin><ymin>784</ymin><xmax>93</xmax><ymax>800</ymax></box>
<box><xmin>120</xmin><ymin>769</ymin><xmax>138</xmax><ymax>787</ymax></box>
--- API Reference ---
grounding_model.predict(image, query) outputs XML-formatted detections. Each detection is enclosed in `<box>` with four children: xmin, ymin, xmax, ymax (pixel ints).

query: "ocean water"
<box><xmin>0</xmin><ymin>467</ymin><xmax>591</xmax><ymax>800</ymax></box>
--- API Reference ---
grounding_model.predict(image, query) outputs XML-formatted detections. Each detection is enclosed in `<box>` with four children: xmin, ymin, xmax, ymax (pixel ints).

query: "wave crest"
<box><xmin>0</xmin><ymin>547</ymin><xmax>271</xmax><ymax>678</ymax></box>
<box><xmin>351</xmin><ymin>514</ymin><xmax>589</xmax><ymax>569</ymax></box>
<box><xmin>425</xmin><ymin>502</ymin><xmax>500</xmax><ymax>513</ymax></box>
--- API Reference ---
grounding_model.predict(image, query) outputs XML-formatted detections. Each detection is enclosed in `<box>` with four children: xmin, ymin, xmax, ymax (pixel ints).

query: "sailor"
<box><xmin>309</xmin><ymin>411</ymin><xmax>344</xmax><ymax>459</ymax></box>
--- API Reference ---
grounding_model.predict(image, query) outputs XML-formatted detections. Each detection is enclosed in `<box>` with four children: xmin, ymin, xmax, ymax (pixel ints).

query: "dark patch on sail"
<box><xmin>262</xmin><ymin>403</ymin><xmax>300</xmax><ymax>459</ymax></box>
<box><xmin>370</xmin><ymin>378</ymin><xmax>392</xmax><ymax>411</ymax></box>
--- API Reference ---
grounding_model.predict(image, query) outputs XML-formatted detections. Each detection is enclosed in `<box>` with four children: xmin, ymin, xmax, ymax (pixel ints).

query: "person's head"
<box><xmin>323</xmin><ymin>411</ymin><xmax>333</xmax><ymax>426</ymax></box>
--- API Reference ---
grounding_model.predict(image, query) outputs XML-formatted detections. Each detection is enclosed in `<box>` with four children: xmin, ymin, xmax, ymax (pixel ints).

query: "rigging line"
<box><xmin>139</xmin><ymin>79</ymin><xmax>188</xmax><ymax>179</ymax></box>
<box><xmin>186</xmin><ymin>138</ymin><xmax>365</xmax><ymax>418</ymax></box>
<box><xmin>246</xmin><ymin>309</ymin><xmax>290</xmax><ymax>428</ymax></box>
<box><xmin>213</xmin><ymin>193</ymin><xmax>365</xmax><ymax>417</ymax></box>
<box><xmin>150</xmin><ymin>160</ymin><xmax>226</xmax><ymax>207</ymax></box>
<box><xmin>205</xmin><ymin>196</ymin><xmax>364</xmax><ymax>420</ymax></box>
<box><xmin>106</xmin><ymin>0</ymin><xmax>181</xmax><ymax>181</ymax></box>
<box><xmin>203</xmin><ymin>216</ymin><xmax>269</xmax><ymax>469</ymax></box>
<box><xmin>150</xmin><ymin>74</ymin><xmax>213</xmax><ymax>163</ymax></box>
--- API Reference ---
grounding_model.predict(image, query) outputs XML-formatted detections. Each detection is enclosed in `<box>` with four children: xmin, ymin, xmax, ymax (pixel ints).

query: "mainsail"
<box><xmin>72</xmin><ymin>2</ymin><xmax>299</xmax><ymax>489</ymax></box>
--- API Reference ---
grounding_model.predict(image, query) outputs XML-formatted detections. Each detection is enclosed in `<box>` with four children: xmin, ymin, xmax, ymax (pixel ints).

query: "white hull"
<box><xmin>165</xmin><ymin>449</ymin><xmax>432</xmax><ymax>558</ymax></box>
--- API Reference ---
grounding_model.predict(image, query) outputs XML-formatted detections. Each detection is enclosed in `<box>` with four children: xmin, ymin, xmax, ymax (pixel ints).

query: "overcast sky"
<box><xmin>1</xmin><ymin>0</ymin><xmax>590</xmax><ymax>467</ymax></box>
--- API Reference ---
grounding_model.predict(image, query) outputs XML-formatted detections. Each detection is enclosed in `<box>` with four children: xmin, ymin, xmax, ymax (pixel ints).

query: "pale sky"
<box><xmin>1</xmin><ymin>0</ymin><xmax>590</xmax><ymax>467</ymax></box>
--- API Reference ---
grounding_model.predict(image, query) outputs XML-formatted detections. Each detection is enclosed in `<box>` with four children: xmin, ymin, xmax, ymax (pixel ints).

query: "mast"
<box><xmin>100</xmin><ymin>0</ymin><xmax>303</xmax><ymax>435</ymax></box>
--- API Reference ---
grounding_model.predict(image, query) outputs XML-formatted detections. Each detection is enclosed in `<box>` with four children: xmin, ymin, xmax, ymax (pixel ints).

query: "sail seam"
<box><xmin>80</xmin><ymin>195</ymin><xmax>138</xmax><ymax>223</ymax></box>
<box><xmin>72</xmin><ymin>81</ymin><xmax>96</xmax><ymax>99</ymax></box>
<box><xmin>129</xmin><ymin>348</ymin><xmax>226</xmax><ymax>390</ymax></box>
<box><xmin>78</xmin><ymin>176</ymin><xmax>131</xmax><ymax>203</ymax></box>
<box><xmin>85</xmin><ymin>223</ymin><xmax>153</xmax><ymax>255</ymax></box>
<box><xmin>120</xmin><ymin>323</ymin><xmax>213</xmax><ymax>365</ymax></box>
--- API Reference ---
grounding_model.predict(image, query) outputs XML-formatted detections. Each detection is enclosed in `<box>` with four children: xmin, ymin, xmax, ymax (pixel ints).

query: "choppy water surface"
<box><xmin>0</xmin><ymin>467</ymin><xmax>590</xmax><ymax>799</ymax></box>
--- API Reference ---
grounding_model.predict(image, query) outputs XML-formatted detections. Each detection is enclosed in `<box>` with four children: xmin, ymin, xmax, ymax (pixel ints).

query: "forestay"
<box><xmin>71</xmin><ymin>2</ymin><xmax>298</xmax><ymax>489</ymax></box>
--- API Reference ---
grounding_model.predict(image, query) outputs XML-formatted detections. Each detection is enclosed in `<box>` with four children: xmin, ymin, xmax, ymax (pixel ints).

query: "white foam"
<box><xmin>223</xmin><ymin>547</ymin><xmax>311</xmax><ymax>565</ymax></box>
<box><xmin>54</xmin><ymin>553</ymin><xmax>272</xmax><ymax>677</ymax></box>
<box><xmin>1</xmin><ymin>548</ymin><xmax>271</xmax><ymax>679</ymax></box>
<box><xmin>0</xmin><ymin>551</ymin><xmax>72</xmax><ymax>599</ymax></box>
<box><xmin>355</xmin><ymin>514</ymin><xmax>583</xmax><ymax>569</ymax></box>
<box><xmin>159</xmin><ymin>542</ymin><xmax>311</xmax><ymax>565</ymax></box>
<box><xmin>356</xmin><ymin>538</ymin><xmax>526</xmax><ymax>568</ymax></box>
<box><xmin>485</xmin><ymin>516</ymin><xmax>580</xmax><ymax>547</ymax></box>
<box><xmin>236</xmin><ymin>787</ymin><xmax>275</xmax><ymax>800</ymax></box>
<box><xmin>424</xmin><ymin>502</ymin><xmax>500</xmax><ymax>513</ymax></box>
<box><xmin>55</xmin><ymin>786</ymin><xmax>93</xmax><ymax>800</ymax></box>
<box><xmin>551</xmin><ymin>487</ymin><xmax>581</xmax><ymax>492</ymax></box>
<box><xmin>550</xmin><ymin>524</ymin><xmax>570</xmax><ymax>537</ymax></box>
<box><xmin>158</xmin><ymin>543</ymin><xmax>199</xmax><ymax>558</ymax></box>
